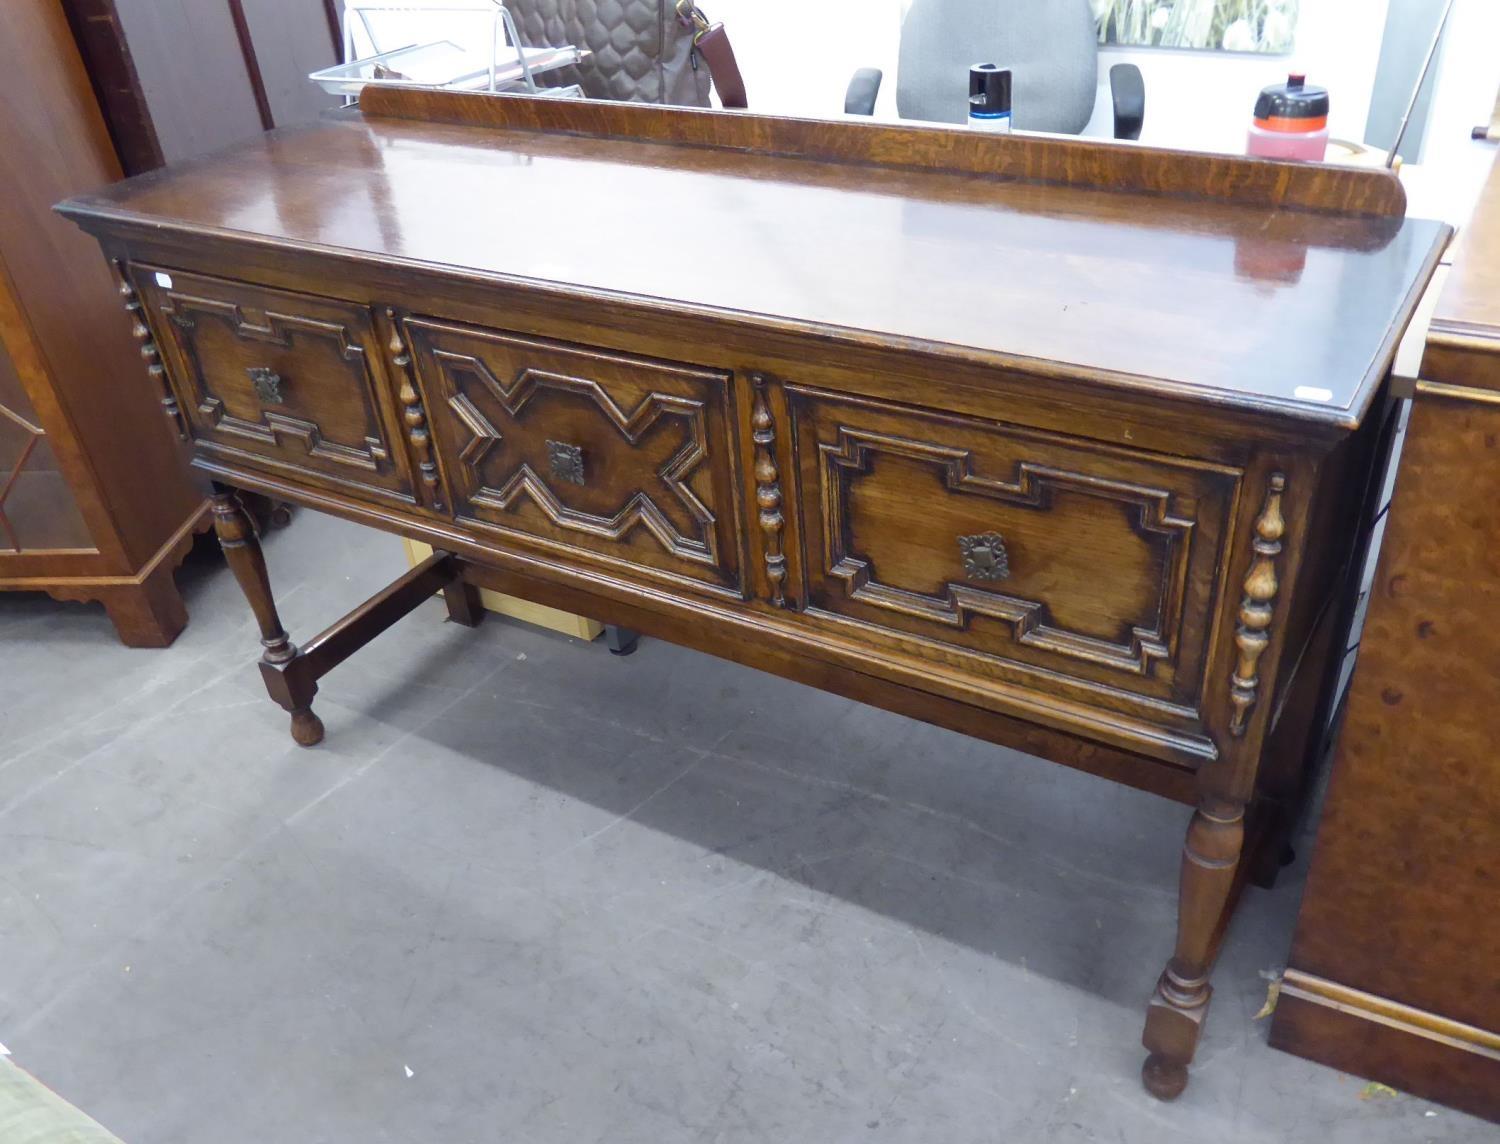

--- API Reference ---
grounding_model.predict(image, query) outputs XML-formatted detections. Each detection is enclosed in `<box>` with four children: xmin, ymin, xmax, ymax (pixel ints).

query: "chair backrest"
<box><xmin>897</xmin><ymin>0</ymin><xmax>1099</xmax><ymax>133</ymax></box>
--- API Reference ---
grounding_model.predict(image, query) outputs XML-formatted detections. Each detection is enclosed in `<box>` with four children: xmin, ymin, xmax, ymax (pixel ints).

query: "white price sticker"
<box><xmin>1293</xmin><ymin>386</ymin><xmax>1333</xmax><ymax>403</ymax></box>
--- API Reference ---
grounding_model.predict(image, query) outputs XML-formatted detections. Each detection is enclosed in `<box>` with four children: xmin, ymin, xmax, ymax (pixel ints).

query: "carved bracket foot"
<box><xmin>98</xmin><ymin>569</ymin><xmax>190</xmax><ymax>649</ymax></box>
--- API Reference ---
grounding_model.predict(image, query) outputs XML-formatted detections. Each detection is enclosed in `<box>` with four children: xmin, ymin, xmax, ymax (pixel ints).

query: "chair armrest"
<box><xmin>845</xmin><ymin>68</ymin><xmax>883</xmax><ymax>116</ymax></box>
<box><xmin>1111</xmin><ymin>62</ymin><xmax>1145</xmax><ymax>140</ymax></box>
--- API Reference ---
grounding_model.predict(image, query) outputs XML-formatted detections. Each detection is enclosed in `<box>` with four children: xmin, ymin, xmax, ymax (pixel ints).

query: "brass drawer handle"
<box><xmin>247</xmin><ymin>366</ymin><xmax>284</xmax><ymax>404</ymax></box>
<box><xmin>958</xmin><ymin>531</ymin><xmax>1010</xmax><ymax>581</ymax></box>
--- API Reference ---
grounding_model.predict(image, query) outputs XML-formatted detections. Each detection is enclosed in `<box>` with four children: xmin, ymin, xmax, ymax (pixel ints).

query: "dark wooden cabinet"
<box><xmin>59</xmin><ymin>88</ymin><xmax>1448</xmax><ymax>1098</ymax></box>
<box><xmin>0</xmin><ymin>0</ymin><xmax>205</xmax><ymax>645</ymax></box>
<box><xmin>1270</xmin><ymin>155</ymin><xmax>1500</xmax><ymax>1123</ymax></box>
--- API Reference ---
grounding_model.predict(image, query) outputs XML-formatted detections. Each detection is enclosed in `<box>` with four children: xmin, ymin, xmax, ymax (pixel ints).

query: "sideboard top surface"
<box><xmin>1429</xmin><ymin>153</ymin><xmax>1500</xmax><ymax>356</ymax></box>
<box><xmin>59</xmin><ymin>94</ymin><xmax>1449</xmax><ymax>427</ymax></box>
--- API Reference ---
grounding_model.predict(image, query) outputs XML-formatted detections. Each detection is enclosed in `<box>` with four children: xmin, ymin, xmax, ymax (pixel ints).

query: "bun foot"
<box><xmin>1141</xmin><ymin>1053</ymin><xmax>1188</xmax><ymax>1101</ymax></box>
<box><xmin>290</xmin><ymin>706</ymin><xmax>325</xmax><ymax>747</ymax></box>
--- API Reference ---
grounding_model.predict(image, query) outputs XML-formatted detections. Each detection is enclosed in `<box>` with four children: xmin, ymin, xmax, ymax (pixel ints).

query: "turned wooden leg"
<box><xmin>210</xmin><ymin>486</ymin><xmax>323</xmax><ymax>747</ymax></box>
<box><xmin>1141</xmin><ymin>794</ymin><xmax>1246</xmax><ymax>1100</ymax></box>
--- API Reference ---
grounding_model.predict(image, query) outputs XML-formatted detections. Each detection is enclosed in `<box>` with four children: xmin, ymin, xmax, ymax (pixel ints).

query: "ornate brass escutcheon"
<box><xmin>546</xmin><ymin>439</ymin><xmax>585</xmax><ymax>486</ymax></box>
<box><xmin>247</xmin><ymin>366</ymin><xmax>284</xmax><ymax>405</ymax></box>
<box><xmin>958</xmin><ymin>531</ymin><xmax>1010</xmax><ymax>581</ymax></box>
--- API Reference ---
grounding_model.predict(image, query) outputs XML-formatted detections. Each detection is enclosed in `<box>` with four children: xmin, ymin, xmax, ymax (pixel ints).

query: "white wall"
<box><xmin>344</xmin><ymin>0</ymin><xmax>1496</xmax><ymax>175</ymax></box>
<box><xmin>713</xmin><ymin>0</ymin><xmax>1397</xmax><ymax>152</ymax></box>
<box><xmin>1080</xmin><ymin>0</ymin><xmax>1389</xmax><ymax>150</ymax></box>
<box><xmin>709</xmin><ymin>0</ymin><xmax>905</xmax><ymax>118</ymax></box>
<box><xmin>1421</xmin><ymin>0</ymin><xmax>1500</xmax><ymax>171</ymax></box>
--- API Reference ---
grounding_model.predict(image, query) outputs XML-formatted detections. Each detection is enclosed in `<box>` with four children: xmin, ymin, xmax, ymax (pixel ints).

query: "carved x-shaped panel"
<box><xmin>821</xmin><ymin>428</ymin><xmax>1196</xmax><ymax>676</ymax></box>
<box><xmin>437</xmin><ymin>350</ymin><xmax>718</xmax><ymax>565</ymax></box>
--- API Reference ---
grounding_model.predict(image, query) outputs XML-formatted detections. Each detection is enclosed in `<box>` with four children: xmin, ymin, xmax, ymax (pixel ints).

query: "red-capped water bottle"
<box><xmin>1247</xmin><ymin>74</ymin><xmax>1330</xmax><ymax>162</ymax></box>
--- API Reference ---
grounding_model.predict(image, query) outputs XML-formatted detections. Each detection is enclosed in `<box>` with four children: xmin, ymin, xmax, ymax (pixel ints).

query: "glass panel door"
<box><xmin>0</xmin><ymin>342</ymin><xmax>93</xmax><ymax>553</ymax></box>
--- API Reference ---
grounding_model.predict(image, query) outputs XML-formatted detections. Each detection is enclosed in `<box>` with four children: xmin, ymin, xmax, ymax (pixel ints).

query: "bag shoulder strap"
<box><xmin>676</xmin><ymin>2</ymin><xmax>748</xmax><ymax>109</ymax></box>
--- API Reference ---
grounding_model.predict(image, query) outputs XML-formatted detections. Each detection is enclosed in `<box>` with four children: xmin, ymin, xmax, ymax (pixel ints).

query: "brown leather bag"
<box><xmin>507</xmin><ymin>0</ymin><xmax>746</xmax><ymax>109</ymax></box>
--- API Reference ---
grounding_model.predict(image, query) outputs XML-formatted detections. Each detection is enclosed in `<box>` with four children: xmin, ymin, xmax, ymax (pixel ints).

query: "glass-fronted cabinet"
<box><xmin>0</xmin><ymin>343</ymin><xmax>94</xmax><ymax>555</ymax></box>
<box><xmin>0</xmin><ymin>1</ymin><xmax>206</xmax><ymax>645</ymax></box>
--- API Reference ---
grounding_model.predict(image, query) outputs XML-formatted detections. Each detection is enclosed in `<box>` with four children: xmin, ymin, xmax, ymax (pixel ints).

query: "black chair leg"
<box><xmin>603</xmin><ymin>625</ymin><xmax>639</xmax><ymax>656</ymax></box>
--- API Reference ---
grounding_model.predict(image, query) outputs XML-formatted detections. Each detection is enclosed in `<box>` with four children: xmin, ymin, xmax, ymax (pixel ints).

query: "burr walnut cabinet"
<box><xmin>1270</xmin><ymin>155</ymin><xmax>1500</xmax><ymax>1122</ymax></box>
<box><xmin>1</xmin><ymin>0</ymin><xmax>206</xmax><ymax>645</ymax></box>
<box><xmin>59</xmin><ymin>87</ymin><xmax>1448</xmax><ymax>1098</ymax></box>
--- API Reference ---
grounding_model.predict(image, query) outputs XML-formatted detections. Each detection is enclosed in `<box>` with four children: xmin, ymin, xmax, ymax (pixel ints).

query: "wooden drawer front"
<box><xmin>134</xmin><ymin>266</ymin><xmax>412</xmax><ymax>502</ymax></box>
<box><xmin>407</xmin><ymin>318</ymin><xmax>742</xmax><ymax>594</ymax></box>
<box><xmin>792</xmin><ymin>389</ymin><xmax>1238</xmax><ymax>714</ymax></box>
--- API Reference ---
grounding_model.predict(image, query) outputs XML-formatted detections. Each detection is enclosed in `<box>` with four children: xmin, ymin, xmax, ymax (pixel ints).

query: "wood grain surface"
<box><xmin>1271</xmin><ymin>159</ymin><xmax>1500</xmax><ymax>1122</ymax></box>
<box><xmin>57</xmin><ymin>89</ymin><xmax>1452</xmax><ymax>1098</ymax></box>
<box><xmin>59</xmin><ymin>90</ymin><xmax>1447</xmax><ymax>426</ymax></box>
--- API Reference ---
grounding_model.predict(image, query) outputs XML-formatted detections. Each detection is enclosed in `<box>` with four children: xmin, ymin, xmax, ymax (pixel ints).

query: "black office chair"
<box><xmin>845</xmin><ymin>0</ymin><xmax>1144</xmax><ymax>141</ymax></box>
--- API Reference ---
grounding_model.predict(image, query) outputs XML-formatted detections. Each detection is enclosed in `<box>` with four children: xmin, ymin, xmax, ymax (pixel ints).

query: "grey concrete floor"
<box><xmin>0</xmin><ymin>511</ymin><xmax>1488</xmax><ymax>1144</ymax></box>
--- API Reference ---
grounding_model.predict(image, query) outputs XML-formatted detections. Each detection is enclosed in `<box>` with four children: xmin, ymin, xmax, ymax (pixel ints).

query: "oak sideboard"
<box><xmin>59</xmin><ymin>88</ymin><xmax>1449</xmax><ymax>1099</ymax></box>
